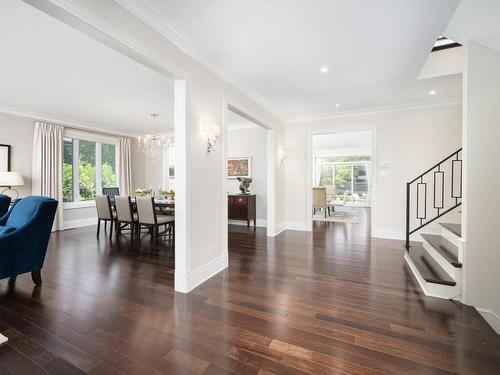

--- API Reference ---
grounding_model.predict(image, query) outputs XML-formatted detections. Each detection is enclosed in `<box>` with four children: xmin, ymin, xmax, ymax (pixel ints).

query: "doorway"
<box><xmin>223</xmin><ymin>103</ymin><xmax>277</xmax><ymax>248</ymax></box>
<box><xmin>308</xmin><ymin>130</ymin><xmax>375</xmax><ymax>228</ymax></box>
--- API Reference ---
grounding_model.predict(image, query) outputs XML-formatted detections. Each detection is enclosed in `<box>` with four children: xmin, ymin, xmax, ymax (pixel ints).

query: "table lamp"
<box><xmin>0</xmin><ymin>171</ymin><xmax>25</xmax><ymax>198</ymax></box>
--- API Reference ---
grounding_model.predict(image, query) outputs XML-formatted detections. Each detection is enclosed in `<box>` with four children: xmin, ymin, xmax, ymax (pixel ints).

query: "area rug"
<box><xmin>313</xmin><ymin>208</ymin><xmax>359</xmax><ymax>223</ymax></box>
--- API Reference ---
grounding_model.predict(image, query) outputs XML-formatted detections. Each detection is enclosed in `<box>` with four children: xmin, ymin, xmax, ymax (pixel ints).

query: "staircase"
<box><xmin>404</xmin><ymin>148</ymin><xmax>464</xmax><ymax>299</ymax></box>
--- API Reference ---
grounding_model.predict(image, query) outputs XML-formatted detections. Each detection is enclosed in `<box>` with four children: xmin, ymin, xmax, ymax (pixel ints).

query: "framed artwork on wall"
<box><xmin>227</xmin><ymin>157</ymin><xmax>252</xmax><ymax>179</ymax></box>
<box><xmin>0</xmin><ymin>144</ymin><xmax>11</xmax><ymax>172</ymax></box>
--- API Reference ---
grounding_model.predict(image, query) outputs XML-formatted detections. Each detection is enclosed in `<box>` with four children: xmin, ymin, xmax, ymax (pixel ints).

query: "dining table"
<box><xmin>111</xmin><ymin>197</ymin><xmax>175</xmax><ymax>215</ymax></box>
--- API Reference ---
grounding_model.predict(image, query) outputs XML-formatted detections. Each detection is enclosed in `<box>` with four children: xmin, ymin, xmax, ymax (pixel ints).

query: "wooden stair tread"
<box><xmin>407</xmin><ymin>246</ymin><xmax>456</xmax><ymax>286</ymax></box>
<box><xmin>440</xmin><ymin>222</ymin><xmax>462</xmax><ymax>237</ymax></box>
<box><xmin>421</xmin><ymin>233</ymin><xmax>461</xmax><ymax>268</ymax></box>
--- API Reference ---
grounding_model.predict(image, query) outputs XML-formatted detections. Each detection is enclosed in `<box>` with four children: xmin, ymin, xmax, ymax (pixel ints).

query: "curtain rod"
<box><xmin>63</xmin><ymin>125</ymin><xmax>132</xmax><ymax>139</ymax></box>
<box><xmin>35</xmin><ymin>119</ymin><xmax>135</xmax><ymax>138</ymax></box>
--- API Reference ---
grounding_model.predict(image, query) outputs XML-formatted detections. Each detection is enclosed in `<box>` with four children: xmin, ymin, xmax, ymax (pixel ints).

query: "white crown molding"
<box><xmin>115</xmin><ymin>0</ymin><xmax>275</xmax><ymax>114</ymax></box>
<box><xmin>24</xmin><ymin>0</ymin><xmax>186</xmax><ymax>79</ymax></box>
<box><xmin>0</xmin><ymin>104</ymin><xmax>137</xmax><ymax>137</ymax></box>
<box><xmin>227</xmin><ymin>122</ymin><xmax>260</xmax><ymax>131</ymax></box>
<box><xmin>286</xmin><ymin>98</ymin><xmax>462</xmax><ymax>125</ymax></box>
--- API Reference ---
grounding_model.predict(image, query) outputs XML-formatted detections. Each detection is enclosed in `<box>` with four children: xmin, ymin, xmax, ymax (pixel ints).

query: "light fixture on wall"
<box><xmin>201</xmin><ymin>120</ymin><xmax>221</xmax><ymax>152</ymax></box>
<box><xmin>0</xmin><ymin>171</ymin><xmax>25</xmax><ymax>198</ymax></box>
<box><xmin>279</xmin><ymin>149</ymin><xmax>287</xmax><ymax>167</ymax></box>
<box><xmin>138</xmin><ymin>113</ymin><xmax>171</xmax><ymax>161</ymax></box>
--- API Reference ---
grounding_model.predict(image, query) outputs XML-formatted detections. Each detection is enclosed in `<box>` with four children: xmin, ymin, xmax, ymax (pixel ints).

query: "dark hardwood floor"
<box><xmin>1</xmin><ymin>209</ymin><xmax>499</xmax><ymax>374</ymax></box>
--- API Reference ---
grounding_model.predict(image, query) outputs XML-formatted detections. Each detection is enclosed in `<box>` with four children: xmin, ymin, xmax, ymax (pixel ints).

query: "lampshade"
<box><xmin>0</xmin><ymin>171</ymin><xmax>25</xmax><ymax>187</ymax></box>
<box><xmin>201</xmin><ymin>120</ymin><xmax>221</xmax><ymax>136</ymax></box>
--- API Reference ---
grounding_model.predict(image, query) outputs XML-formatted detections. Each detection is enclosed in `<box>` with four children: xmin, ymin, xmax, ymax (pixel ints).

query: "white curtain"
<box><xmin>32</xmin><ymin>121</ymin><xmax>64</xmax><ymax>231</ymax></box>
<box><xmin>118</xmin><ymin>136</ymin><xmax>132</xmax><ymax>196</ymax></box>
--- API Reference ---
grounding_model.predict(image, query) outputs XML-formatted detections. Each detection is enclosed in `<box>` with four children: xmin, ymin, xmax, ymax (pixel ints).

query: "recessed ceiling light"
<box><xmin>429</xmin><ymin>90</ymin><xmax>436</xmax><ymax>95</ymax></box>
<box><xmin>335</xmin><ymin>103</ymin><xmax>340</xmax><ymax>108</ymax></box>
<box><xmin>320</xmin><ymin>66</ymin><xmax>329</xmax><ymax>74</ymax></box>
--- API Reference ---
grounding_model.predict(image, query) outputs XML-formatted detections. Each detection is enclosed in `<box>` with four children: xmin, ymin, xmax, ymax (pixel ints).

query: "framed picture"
<box><xmin>0</xmin><ymin>144</ymin><xmax>11</xmax><ymax>172</ymax></box>
<box><xmin>227</xmin><ymin>157</ymin><xmax>252</xmax><ymax>179</ymax></box>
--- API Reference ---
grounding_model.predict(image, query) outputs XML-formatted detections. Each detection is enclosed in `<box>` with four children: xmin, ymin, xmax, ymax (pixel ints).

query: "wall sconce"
<box><xmin>279</xmin><ymin>149</ymin><xmax>287</xmax><ymax>167</ymax></box>
<box><xmin>201</xmin><ymin>120</ymin><xmax>221</xmax><ymax>152</ymax></box>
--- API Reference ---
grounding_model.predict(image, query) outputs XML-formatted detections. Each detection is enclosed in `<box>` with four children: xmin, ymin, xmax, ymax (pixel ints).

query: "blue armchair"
<box><xmin>0</xmin><ymin>194</ymin><xmax>11</xmax><ymax>218</ymax></box>
<box><xmin>0</xmin><ymin>196</ymin><xmax>58</xmax><ymax>285</ymax></box>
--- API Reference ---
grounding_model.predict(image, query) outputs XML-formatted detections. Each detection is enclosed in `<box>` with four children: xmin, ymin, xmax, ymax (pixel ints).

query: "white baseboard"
<box><xmin>186</xmin><ymin>254</ymin><xmax>226</xmax><ymax>292</ymax></box>
<box><xmin>0</xmin><ymin>333</ymin><xmax>7</xmax><ymax>345</ymax></box>
<box><xmin>273</xmin><ymin>222</ymin><xmax>287</xmax><ymax>236</ymax></box>
<box><xmin>228</xmin><ymin>219</ymin><xmax>267</xmax><ymax>227</ymax></box>
<box><xmin>285</xmin><ymin>221</ymin><xmax>310</xmax><ymax>232</ymax></box>
<box><xmin>63</xmin><ymin>217</ymin><xmax>96</xmax><ymax>230</ymax></box>
<box><xmin>477</xmin><ymin>308</ymin><xmax>500</xmax><ymax>334</ymax></box>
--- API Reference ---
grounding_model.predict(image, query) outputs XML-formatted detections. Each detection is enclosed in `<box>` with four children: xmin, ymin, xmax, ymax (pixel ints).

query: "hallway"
<box><xmin>0</xmin><ymin>212</ymin><xmax>499</xmax><ymax>374</ymax></box>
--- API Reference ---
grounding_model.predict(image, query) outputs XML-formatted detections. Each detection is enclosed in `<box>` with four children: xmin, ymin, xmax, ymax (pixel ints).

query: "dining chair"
<box><xmin>102</xmin><ymin>187</ymin><xmax>120</xmax><ymax>201</ymax></box>
<box><xmin>136</xmin><ymin>197</ymin><xmax>175</xmax><ymax>242</ymax></box>
<box><xmin>312</xmin><ymin>187</ymin><xmax>329</xmax><ymax>217</ymax></box>
<box><xmin>325</xmin><ymin>185</ymin><xmax>337</xmax><ymax>213</ymax></box>
<box><xmin>95</xmin><ymin>195</ymin><xmax>116</xmax><ymax>239</ymax></box>
<box><xmin>114</xmin><ymin>196</ymin><xmax>138</xmax><ymax>238</ymax></box>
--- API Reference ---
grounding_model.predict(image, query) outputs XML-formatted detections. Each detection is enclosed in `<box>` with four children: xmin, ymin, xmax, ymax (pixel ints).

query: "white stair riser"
<box><xmin>404</xmin><ymin>251</ymin><xmax>461</xmax><ymax>300</ymax></box>
<box><xmin>440</xmin><ymin>227</ymin><xmax>465</xmax><ymax>263</ymax></box>
<box><xmin>421</xmin><ymin>238</ymin><xmax>457</xmax><ymax>279</ymax></box>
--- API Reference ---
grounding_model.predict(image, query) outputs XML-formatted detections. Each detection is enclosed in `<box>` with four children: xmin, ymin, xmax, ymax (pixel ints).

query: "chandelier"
<box><xmin>137</xmin><ymin>113</ymin><xmax>171</xmax><ymax>161</ymax></box>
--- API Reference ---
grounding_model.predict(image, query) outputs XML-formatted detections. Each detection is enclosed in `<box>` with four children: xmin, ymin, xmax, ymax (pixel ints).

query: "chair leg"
<box><xmin>109</xmin><ymin>220</ymin><xmax>113</xmax><ymax>240</ymax></box>
<box><xmin>97</xmin><ymin>219</ymin><xmax>101</xmax><ymax>237</ymax></box>
<box><xmin>31</xmin><ymin>270</ymin><xmax>42</xmax><ymax>286</ymax></box>
<box><xmin>8</xmin><ymin>276</ymin><xmax>17</xmax><ymax>287</ymax></box>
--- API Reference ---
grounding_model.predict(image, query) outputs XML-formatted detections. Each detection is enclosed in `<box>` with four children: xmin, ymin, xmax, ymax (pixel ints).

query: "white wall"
<box><xmin>463</xmin><ymin>41</ymin><xmax>500</xmax><ymax>333</ymax></box>
<box><xmin>285</xmin><ymin>105</ymin><xmax>462</xmax><ymax>237</ymax></box>
<box><xmin>227</xmin><ymin>125</ymin><xmax>267</xmax><ymax>225</ymax></box>
<box><xmin>0</xmin><ymin>112</ymin><xmax>34</xmax><ymax>198</ymax></box>
<box><xmin>48</xmin><ymin>0</ymin><xmax>287</xmax><ymax>293</ymax></box>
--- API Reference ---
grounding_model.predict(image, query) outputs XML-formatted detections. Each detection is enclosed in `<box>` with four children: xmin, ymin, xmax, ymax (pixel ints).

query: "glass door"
<box><xmin>334</xmin><ymin>165</ymin><xmax>352</xmax><ymax>202</ymax></box>
<box><xmin>353</xmin><ymin>164</ymin><xmax>369</xmax><ymax>206</ymax></box>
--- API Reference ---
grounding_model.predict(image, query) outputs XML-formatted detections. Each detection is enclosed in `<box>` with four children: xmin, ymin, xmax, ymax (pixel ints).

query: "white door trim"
<box><xmin>306</xmin><ymin>126</ymin><xmax>377</xmax><ymax>233</ymax></box>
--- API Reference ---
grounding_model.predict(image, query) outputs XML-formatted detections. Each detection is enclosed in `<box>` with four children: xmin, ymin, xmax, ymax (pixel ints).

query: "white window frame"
<box><xmin>63</xmin><ymin>130</ymin><xmax>118</xmax><ymax>209</ymax></box>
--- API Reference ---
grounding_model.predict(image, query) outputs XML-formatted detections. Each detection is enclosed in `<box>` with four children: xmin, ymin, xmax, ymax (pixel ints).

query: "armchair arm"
<box><xmin>0</xmin><ymin>198</ymin><xmax>21</xmax><ymax>225</ymax></box>
<box><xmin>0</xmin><ymin>199</ymin><xmax>57</xmax><ymax>279</ymax></box>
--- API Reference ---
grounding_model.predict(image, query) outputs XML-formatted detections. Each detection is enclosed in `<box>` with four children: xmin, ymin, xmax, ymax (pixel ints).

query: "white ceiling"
<box><xmin>446</xmin><ymin>0</ymin><xmax>500</xmax><ymax>51</ymax></box>
<box><xmin>120</xmin><ymin>0</ymin><xmax>462</xmax><ymax>122</ymax></box>
<box><xmin>313</xmin><ymin>131</ymin><xmax>372</xmax><ymax>153</ymax></box>
<box><xmin>0</xmin><ymin>0</ymin><xmax>173</xmax><ymax>135</ymax></box>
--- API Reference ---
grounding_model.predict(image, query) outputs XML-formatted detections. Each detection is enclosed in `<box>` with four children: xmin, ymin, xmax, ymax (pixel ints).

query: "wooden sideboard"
<box><xmin>228</xmin><ymin>194</ymin><xmax>256</xmax><ymax>227</ymax></box>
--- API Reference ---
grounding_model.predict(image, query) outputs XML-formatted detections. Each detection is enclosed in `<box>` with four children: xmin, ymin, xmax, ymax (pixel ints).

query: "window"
<box><xmin>315</xmin><ymin>155</ymin><xmax>371</xmax><ymax>206</ymax></box>
<box><xmin>63</xmin><ymin>135</ymin><xmax>117</xmax><ymax>203</ymax></box>
<box><xmin>162</xmin><ymin>145</ymin><xmax>175</xmax><ymax>190</ymax></box>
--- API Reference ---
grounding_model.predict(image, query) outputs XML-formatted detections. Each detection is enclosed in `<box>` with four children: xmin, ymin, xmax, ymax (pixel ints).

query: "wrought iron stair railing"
<box><xmin>405</xmin><ymin>148</ymin><xmax>462</xmax><ymax>249</ymax></box>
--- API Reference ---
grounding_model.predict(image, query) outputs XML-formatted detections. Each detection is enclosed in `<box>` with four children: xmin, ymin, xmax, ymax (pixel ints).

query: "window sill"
<box><xmin>63</xmin><ymin>201</ymin><xmax>96</xmax><ymax>210</ymax></box>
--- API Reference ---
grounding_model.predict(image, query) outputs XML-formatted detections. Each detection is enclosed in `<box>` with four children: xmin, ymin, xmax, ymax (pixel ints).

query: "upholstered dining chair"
<box><xmin>114</xmin><ymin>196</ymin><xmax>138</xmax><ymax>237</ymax></box>
<box><xmin>0</xmin><ymin>196</ymin><xmax>58</xmax><ymax>285</ymax></box>
<box><xmin>95</xmin><ymin>195</ymin><xmax>116</xmax><ymax>239</ymax></box>
<box><xmin>102</xmin><ymin>187</ymin><xmax>120</xmax><ymax>201</ymax></box>
<box><xmin>136</xmin><ymin>197</ymin><xmax>175</xmax><ymax>242</ymax></box>
<box><xmin>0</xmin><ymin>194</ymin><xmax>11</xmax><ymax>218</ymax></box>
<box><xmin>312</xmin><ymin>187</ymin><xmax>329</xmax><ymax>217</ymax></box>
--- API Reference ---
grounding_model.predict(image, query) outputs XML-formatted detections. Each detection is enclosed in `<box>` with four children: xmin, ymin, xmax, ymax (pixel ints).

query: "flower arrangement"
<box><xmin>159</xmin><ymin>189</ymin><xmax>175</xmax><ymax>200</ymax></box>
<box><xmin>135</xmin><ymin>188</ymin><xmax>152</xmax><ymax>197</ymax></box>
